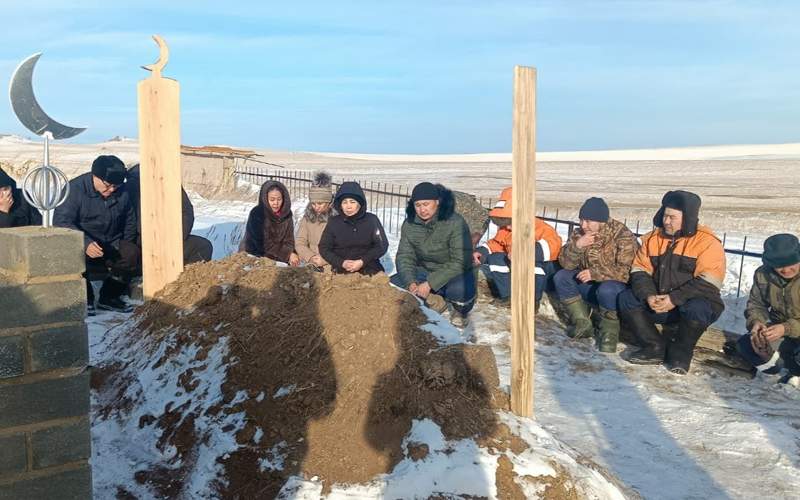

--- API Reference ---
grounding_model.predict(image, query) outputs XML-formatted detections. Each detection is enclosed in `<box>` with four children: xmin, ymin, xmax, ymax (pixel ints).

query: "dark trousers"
<box><xmin>84</xmin><ymin>240</ymin><xmax>141</xmax><ymax>302</ymax></box>
<box><xmin>553</xmin><ymin>269</ymin><xmax>627</xmax><ymax>311</ymax></box>
<box><xmin>737</xmin><ymin>334</ymin><xmax>800</xmax><ymax>375</ymax></box>
<box><xmin>479</xmin><ymin>252</ymin><xmax>557</xmax><ymax>304</ymax></box>
<box><xmin>617</xmin><ymin>288</ymin><xmax>719</xmax><ymax>326</ymax></box>
<box><xmin>184</xmin><ymin>235</ymin><xmax>213</xmax><ymax>264</ymax></box>
<box><xmin>391</xmin><ymin>268</ymin><xmax>477</xmax><ymax>315</ymax></box>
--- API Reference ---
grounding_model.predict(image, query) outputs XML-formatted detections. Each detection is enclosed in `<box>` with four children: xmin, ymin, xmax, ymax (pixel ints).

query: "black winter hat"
<box><xmin>410</xmin><ymin>182</ymin><xmax>440</xmax><ymax>203</ymax></box>
<box><xmin>763</xmin><ymin>233</ymin><xmax>800</xmax><ymax>269</ymax></box>
<box><xmin>653</xmin><ymin>190</ymin><xmax>702</xmax><ymax>237</ymax></box>
<box><xmin>578</xmin><ymin>197</ymin><xmax>609</xmax><ymax>223</ymax></box>
<box><xmin>91</xmin><ymin>155</ymin><xmax>126</xmax><ymax>185</ymax></box>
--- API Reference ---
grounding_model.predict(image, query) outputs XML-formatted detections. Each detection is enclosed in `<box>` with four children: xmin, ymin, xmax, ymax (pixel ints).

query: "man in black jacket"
<box><xmin>0</xmin><ymin>167</ymin><xmax>42</xmax><ymax>228</ymax></box>
<box><xmin>125</xmin><ymin>164</ymin><xmax>213</xmax><ymax>265</ymax></box>
<box><xmin>53</xmin><ymin>155</ymin><xmax>140</xmax><ymax>314</ymax></box>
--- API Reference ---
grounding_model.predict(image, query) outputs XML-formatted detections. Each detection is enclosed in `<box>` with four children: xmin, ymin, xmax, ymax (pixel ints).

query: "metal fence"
<box><xmin>237</xmin><ymin>166</ymin><xmax>761</xmax><ymax>297</ymax></box>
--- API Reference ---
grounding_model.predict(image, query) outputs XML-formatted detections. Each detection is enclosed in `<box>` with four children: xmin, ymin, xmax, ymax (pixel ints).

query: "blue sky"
<box><xmin>1</xmin><ymin>1</ymin><xmax>799</xmax><ymax>153</ymax></box>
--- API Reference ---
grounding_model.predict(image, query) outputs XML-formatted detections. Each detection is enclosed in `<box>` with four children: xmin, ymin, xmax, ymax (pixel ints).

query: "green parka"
<box><xmin>395</xmin><ymin>187</ymin><xmax>472</xmax><ymax>291</ymax></box>
<box><xmin>745</xmin><ymin>265</ymin><xmax>800</xmax><ymax>338</ymax></box>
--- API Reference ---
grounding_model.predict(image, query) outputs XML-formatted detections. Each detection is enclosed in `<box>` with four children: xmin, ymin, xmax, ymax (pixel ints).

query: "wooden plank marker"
<box><xmin>137</xmin><ymin>35</ymin><xmax>184</xmax><ymax>299</ymax></box>
<box><xmin>510</xmin><ymin>66</ymin><xmax>537</xmax><ymax>417</ymax></box>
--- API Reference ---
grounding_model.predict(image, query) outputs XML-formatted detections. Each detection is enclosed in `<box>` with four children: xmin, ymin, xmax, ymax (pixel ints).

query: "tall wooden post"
<box><xmin>137</xmin><ymin>35</ymin><xmax>184</xmax><ymax>299</ymax></box>
<box><xmin>510</xmin><ymin>66</ymin><xmax>536</xmax><ymax>417</ymax></box>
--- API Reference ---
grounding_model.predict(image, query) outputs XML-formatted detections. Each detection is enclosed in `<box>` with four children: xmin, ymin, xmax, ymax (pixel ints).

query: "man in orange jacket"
<box><xmin>474</xmin><ymin>187</ymin><xmax>562</xmax><ymax>308</ymax></box>
<box><xmin>618</xmin><ymin>190</ymin><xmax>726</xmax><ymax>374</ymax></box>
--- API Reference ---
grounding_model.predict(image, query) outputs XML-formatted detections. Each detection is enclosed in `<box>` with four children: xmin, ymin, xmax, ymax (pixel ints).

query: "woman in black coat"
<box><xmin>241</xmin><ymin>180</ymin><xmax>299</xmax><ymax>265</ymax></box>
<box><xmin>318</xmin><ymin>181</ymin><xmax>388</xmax><ymax>275</ymax></box>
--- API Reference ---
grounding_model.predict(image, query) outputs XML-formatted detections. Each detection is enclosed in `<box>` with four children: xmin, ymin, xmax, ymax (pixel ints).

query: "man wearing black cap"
<box><xmin>54</xmin><ymin>155</ymin><xmax>139</xmax><ymax>314</ymax></box>
<box><xmin>0</xmin><ymin>167</ymin><xmax>42</xmax><ymax>228</ymax></box>
<box><xmin>737</xmin><ymin>233</ymin><xmax>800</xmax><ymax>384</ymax></box>
<box><xmin>554</xmin><ymin>197</ymin><xmax>638</xmax><ymax>352</ymax></box>
<box><xmin>393</xmin><ymin>182</ymin><xmax>476</xmax><ymax>328</ymax></box>
<box><xmin>618</xmin><ymin>190</ymin><xmax>726</xmax><ymax>374</ymax></box>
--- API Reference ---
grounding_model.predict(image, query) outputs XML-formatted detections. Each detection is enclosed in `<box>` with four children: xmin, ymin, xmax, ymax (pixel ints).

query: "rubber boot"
<box><xmin>665</xmin><ymin>318</ymin><xmax>707</xmax><ymax>374</ymax></box>
<box><xmin>596</xmin><ymin>307</ymin><xmax>620</xmax><ymax>353</ymax></box>
<box><xmin>620</xmin><ymin>308</ymin><xmax>664</xmax><ymax>364</ymax></box>
<box><xmin>425</xmin><ymin>293</ymin><xmax>448</xmax><ymax>314</ymax></box>
<box><xmin>563</xmin><ymin>298</ymin><xmax>594</xmax><ymax>339</ymax></box>
<box><xmin>98</xmin><ymin>276</ymin><xmax>133</xmax><ymax>313</ymax></box>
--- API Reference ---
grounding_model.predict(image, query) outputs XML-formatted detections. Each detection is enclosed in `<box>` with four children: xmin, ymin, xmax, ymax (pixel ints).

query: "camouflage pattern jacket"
<box><xmin>558</xmin><ymin>218</ymin><xmax>638</xmax><ymax>283</ymax></box>
<box><xmin>746</xmin><ymin>266</ymin><xmax>800</xmax><ymax>338</ymax></box>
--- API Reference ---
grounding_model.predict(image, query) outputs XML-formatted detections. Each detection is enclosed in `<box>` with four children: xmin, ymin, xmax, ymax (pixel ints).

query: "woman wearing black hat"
<box><xmin>392</xmin><ymin>182</ymin><xmax>475</xmax><ymax>328</ymax></box>
<box><xmin>318</xmin><ymin>181</ymin><xmax>388</xmax><ymax>275</ymax></box>
<box><xmin>738</xmin><ymin>233</ymin><xmax>800</xmax><ymax>383</ymax></box>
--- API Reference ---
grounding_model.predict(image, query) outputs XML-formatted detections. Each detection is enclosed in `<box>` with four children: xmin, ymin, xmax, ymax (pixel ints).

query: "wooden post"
<box><xmin>137</xmin><ymin>35</ymin><xmax>184</xmax><ymax>299</ymax></box>
<box><xmin>510</xmin><ymin>66</ymin><xmax>536</xmax><ymax>417</ymax></box>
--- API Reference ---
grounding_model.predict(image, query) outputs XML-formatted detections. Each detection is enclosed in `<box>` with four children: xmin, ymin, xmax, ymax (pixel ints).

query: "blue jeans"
<box><xmin>617</xmin><ymin>288</ymin><xmax>719</xmax><ymax>326</ymax></box>
<box><xmin>737</xmin><ymin>334</ymin><xmax>800</xmax><ymax>375</ymax></box>
<box><xmin>553</xmin><ymin>268</ymin><xmax>626</xmax><ymax>311</ymax></box>
<box><xmin>479</xmin><ymin>252</ymin><xmax>557</xmax><ymax>304</ymax></box>
<box><xmin>391</xmin><ymin>268</ymin><xmax>476</xmax><ymax>314</ymax></box>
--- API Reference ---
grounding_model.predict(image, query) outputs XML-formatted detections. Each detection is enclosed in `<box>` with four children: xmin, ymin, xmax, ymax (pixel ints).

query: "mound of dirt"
<box><xmin>96</xmin><ymin>253</ymin><xmax>509</xmax><ymax>497</ymax></box>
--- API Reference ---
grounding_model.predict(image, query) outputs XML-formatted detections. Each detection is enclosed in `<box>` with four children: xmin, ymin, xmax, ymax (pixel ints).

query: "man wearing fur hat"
<box><xmin>54</xmin><ymin>155</ymin><xmax>140</xmax><ymax>314</ymax></box>
<box><xmin>0</xmin><ymin>167</ymin><xmax>42</xmax><ymax>228</ymax></box>
<box><xmin>618</xmin><ymin>190</ymin><xmax>726</xmax><ymax>374</ymax></box>
<box><xmin>554</xmin><ymin>197</ymin><xmax>637</xmax><ymax>352</ymax></box>
<box><xmin>296</xmin><ymin>171</ymin><xmax>334</xmax><ymax>270</ymax></box>
<box><xmin>737</xmin><ymin>233</ymin><xmax>800</xmax><ymax>383</ymax></box>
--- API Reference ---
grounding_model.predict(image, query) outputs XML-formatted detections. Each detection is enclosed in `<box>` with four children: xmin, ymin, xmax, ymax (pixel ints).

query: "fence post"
<box><xmin>737</xmin><ymin>236</ymin><xmax>748</xmax><ymax>298</ymax></box>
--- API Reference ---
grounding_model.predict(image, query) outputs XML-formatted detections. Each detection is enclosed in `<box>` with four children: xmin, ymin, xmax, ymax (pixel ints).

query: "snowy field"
<box><xmin>85</xmin><ymin>193</ymin><xmax>800</xmax><ymax>499</ymax></box>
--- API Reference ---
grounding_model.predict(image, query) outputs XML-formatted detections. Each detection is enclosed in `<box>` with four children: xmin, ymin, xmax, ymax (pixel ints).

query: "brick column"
<box><xmin>0</xmin><ymin>227</ymin><xmax>92</xmax><ymax>499</ymax></box>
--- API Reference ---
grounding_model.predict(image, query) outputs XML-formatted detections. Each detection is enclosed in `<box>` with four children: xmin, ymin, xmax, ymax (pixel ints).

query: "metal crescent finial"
<box><xmin>141</xmin><ymin>35</ymin><xmax>169</xmax><ymax>77</ymax></box>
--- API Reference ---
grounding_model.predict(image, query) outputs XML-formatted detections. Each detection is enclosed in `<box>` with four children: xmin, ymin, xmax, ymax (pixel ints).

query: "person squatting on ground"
<box><xmin>296</xmin><ymin>171</ymin><xmax>335</xmax><ymax>271</ymax></box>
<box><xmin>0</xmin><ymin>167</ymin><xmax>42</xmax><ymax>228</ymax></box>
<box><xmin>474</xmin><ymin>187</ymin><xmax>562</xmax><ymax>309</ymax></box>
<box><xmin>53</xmin><ymin>155</ymin><xmax>140</xmax><ymax>314</ymax></box>
<box><xmin>619</xmin><ymin>190</ymin><xmax>726</xmax><ymax>374</ymax></box>
<box><xmin>125</xmin><ymin>164</ymin><xmax>213</xmax><ymax>266</ymax></box>
<box><xmin>555</xmin><ymin>197</ymin><xmax>638</xmax><ymax>352</ymax></box>
<box><xmin>392</xmin><ymin>182</ymin><xmax>476</xmax><ymax>328</ymax></box>
<box><xmin>318</xmin><ymin>181</ymin><xmax>388</xmax><ymax>276</ymax></box>
<box><xmin>737</xmin><ymin>233</ymin><xmax>800</xmax><ymax>384</ymax></box>
<box><xmin>241</xmin><ymin>180</ymin><xmax>300</xmax><ymax>265</ymax></box>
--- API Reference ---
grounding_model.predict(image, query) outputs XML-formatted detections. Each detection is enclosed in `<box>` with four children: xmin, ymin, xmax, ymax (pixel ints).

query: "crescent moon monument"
<box><xmin>8</xmin><ymin>52</ymin><xmax>87</xmax><ymax>226</ymax></box>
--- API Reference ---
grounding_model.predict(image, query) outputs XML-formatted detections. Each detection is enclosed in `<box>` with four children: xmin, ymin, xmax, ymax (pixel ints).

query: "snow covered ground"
<box><xmin>85</xmin><ymin>195</ymin><xmax>800</xmax><ymax>499</ymax></box>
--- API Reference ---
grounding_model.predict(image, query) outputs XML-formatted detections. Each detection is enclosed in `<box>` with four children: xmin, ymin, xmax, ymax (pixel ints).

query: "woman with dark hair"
<box><xmin>318</xmin><ymin>181</ymin><xmax>388</xmax><ymax>276</ymax></box>
<box><xmin>392</xmin><ymin>182</ymin><xmax>476</xmax><ymax>328</ymax></box>
<box><xmin>241</xmin><ymin>180</ymin><xmax>299</xmax><ymax>265</ymax></box>
<box><xmin>296</xmin><ymin>171</ymin><xmax>335</xmax><ymax>270</ymax></box>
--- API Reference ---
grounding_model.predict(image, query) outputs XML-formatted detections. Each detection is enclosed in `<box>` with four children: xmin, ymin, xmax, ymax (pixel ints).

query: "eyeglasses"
<box><xmin>99</xmin><ymin>179</ymin><xmax>120</xmax><ymax>191</ymax></box>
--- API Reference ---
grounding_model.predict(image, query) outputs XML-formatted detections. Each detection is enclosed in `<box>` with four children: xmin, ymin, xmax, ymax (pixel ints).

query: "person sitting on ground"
<box><xmin>555</xmin><ymin>197</ymin><xmax>637</xmax><ymax>352</ymax></box>
<box><xmin>296</xmin><ymin>171</ymin><xmax>335</xmax><ymax>271</ymax></box>
<box><xmin>474</xmin><ymin>187</ymin><xmax>562</xmax><ymax>309</ymax></box>
<box><xmin>241</xmin><ymin>180</ymin><xmax>299</xmax><ymax>265</ymax></box>
<box><xmin>737</xmin><ymin>233</ymin><xmax>800</xmax><ymax>383</ymax></box>
<box><xmin>392</xmin><ymin>182</ymin><xmax>476</xmax><ymax>328</ymax></box>
<box><xmin>125</xmin><ymin>164</ymin><xmax>213</xmax><ymax>266</ymax></box>
<box><xmin>0</xmin><ymin>167</ymin><xmax>42</xmax><ymax>228</ymax></box>
<box><xmin>618</xmin><ymin>190</ymin><xmax>726</xmax><ymax>374</ymax></box>
<box><xmin>318</xmin><ymin>181</ymin><xmax>388</xmax><ymax>276</ymax></box>
<box><xmin>53</xmin><ymin>155</ymin><xmax>139</xmax><ymax>314</ymax></box>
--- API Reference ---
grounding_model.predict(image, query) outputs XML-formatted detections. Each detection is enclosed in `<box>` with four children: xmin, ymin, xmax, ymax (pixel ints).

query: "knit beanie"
<box><xmin>763</xmin><ymin>233</ymin><xmax>800</xmax><ymax>269</ymax></box>
<box><xmin>411</xmin><ymin>182</ymin><xmax>439</xmax><ymax>202</ymax></box>
<box><xmin>309</xmin><ymin>171</ymin><xmax>333</xmax><ymax>203</ymax></box>
<box><xmin>578</xmin><ymin>197</ymin><xmax>609</xmax><ymax>223</ymax></box>
<box><xmin>91</xmin><ymin>155</ymin><xmax>126</xmax><ymax>185</ymax></box>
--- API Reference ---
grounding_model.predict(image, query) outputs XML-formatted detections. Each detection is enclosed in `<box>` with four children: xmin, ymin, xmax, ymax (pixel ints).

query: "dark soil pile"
<box><xmin>108</xmin><ymin>253</ymin><xmax>509</xmax><ymax>497</ymax></box>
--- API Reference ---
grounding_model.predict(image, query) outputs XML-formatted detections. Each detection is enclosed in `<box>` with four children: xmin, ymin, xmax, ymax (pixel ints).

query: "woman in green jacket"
<box><xmin>391</xmin><ymin>182</ymin><xmax>476</xmax><ymax>328</ymax></box>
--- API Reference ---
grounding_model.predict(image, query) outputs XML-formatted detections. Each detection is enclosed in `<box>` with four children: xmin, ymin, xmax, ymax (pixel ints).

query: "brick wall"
<box><xmin>0</xmin><ymin>227</ymin><xmax>92</xmax><ymax>500</ymax></box>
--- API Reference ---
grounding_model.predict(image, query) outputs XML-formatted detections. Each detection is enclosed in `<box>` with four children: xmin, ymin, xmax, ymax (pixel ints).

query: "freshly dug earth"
<box><xmin>125</xmin><ymin>253</ymin><xmax>509</xmax><ymax>497</ymax></box>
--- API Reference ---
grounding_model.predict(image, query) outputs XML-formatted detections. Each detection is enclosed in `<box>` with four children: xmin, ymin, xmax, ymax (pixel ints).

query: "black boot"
<box><xmin>86</xmin><ymin>280</ymin><xmax>96</xmax><ymax>316</ymax></box>
<box><xmin>665</xmin><ymin>318</ymin><xmax>707</xmax><ymax>374</ymax></box>
<box><xmin>98</xmin><ymin>277</ymin><xmax>133</xmax><ymax>313</ymax></box>
<box><xmin>620</xmin><ymin>308</ymin><xmax>664</xmax><ymax>364</ymax></box>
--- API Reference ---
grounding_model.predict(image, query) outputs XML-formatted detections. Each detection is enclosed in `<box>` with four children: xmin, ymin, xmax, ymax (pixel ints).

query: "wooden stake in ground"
<box><xmin>510</xmin><ymin>66</ymin><xmax>537</xmax><ymax>417</ymax></box>
<box><xmin>137</xmin><ymin>35</ymin><xmax>184</xmax><ymax>299</ymax></box>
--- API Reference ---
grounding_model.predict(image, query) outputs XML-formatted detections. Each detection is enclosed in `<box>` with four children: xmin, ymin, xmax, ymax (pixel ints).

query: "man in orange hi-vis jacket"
<box><xmin>473</xmin><ymin>187</ymin><xmax>562</xmax><ymax>308</ymax></box>
<box><xmin>618</xmin><ymin>190</ymin><xmax>726</xmax><ymax>375</ymax></box>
